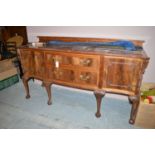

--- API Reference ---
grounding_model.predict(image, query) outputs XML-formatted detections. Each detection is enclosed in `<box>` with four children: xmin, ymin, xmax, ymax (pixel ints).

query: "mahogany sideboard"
<box><xmin>18</xmin><ymin>36</ymin><xmax>150</xmax><ymax>124</ymax></box>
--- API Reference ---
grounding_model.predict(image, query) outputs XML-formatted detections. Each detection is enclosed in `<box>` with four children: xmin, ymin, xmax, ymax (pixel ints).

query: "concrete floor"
<box><xmin>0</xmin><ymin>81</ymin><xmax>138</xmax><ymax>129</ymax></box>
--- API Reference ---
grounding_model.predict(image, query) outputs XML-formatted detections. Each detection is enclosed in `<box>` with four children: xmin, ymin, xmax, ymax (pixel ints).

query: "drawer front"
<box><xmin>77</xmin><ymin>71</ymin><xmax>98</xmax><ymax>86</ymax></box>
<box><xmin>46</xmin><ymin>67</ymin><xmax>77</xmax><ymax>83</ymax></box>
<box><xmin>45</xmin><ymin>52</ymin><xmax>100</xmax><ymax>70</ymax></box>
<box><xmin>44</xmin><ymin>52</ymin><xmax>100</xmax><ymax>89</ymax></box>
<box><xmin>53</xmin><ymin>69</ymin><xmax>76</xmax><ymax>82</ymax></box>
<box><xmin>45</xmin><ymin>66</ymin><xmax>98</xmax><ymax>88</ymax></box>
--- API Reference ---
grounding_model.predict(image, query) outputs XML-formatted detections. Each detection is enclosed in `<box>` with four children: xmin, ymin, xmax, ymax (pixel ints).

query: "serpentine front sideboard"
<box><xmin>18</xmin><ymin>36</ymin><xmax>150</xmax><ymax>124</ymax></box>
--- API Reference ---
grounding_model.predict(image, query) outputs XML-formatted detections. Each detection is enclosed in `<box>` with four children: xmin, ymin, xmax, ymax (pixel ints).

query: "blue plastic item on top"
<box><xmin>47</xmin><ymin>40</ymin><xmax>137</xmax><ymax>51</ymax></box>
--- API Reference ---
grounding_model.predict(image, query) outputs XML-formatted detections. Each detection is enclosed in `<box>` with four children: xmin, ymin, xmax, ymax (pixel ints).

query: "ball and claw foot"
<box><xmin>129</xmin><ymin>119</ymin><xmax>135</xmax><ymax>124</ymax></box>
<box><xmin>95</xmin><ymin>112</ymin><xmax>101</xmax><ymax>118</ymax></box>
<box><xmin>47</xmin><ymin>101</ymin><xmax>52</xmax><ymax>105</ymax></box>
<box><xmin>26</xmin><ymin>95</ymin><xmax>30</xmax><ymax>99</ymax></box>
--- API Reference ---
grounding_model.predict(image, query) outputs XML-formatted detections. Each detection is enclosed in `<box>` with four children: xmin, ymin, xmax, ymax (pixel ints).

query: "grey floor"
<box><xmin>0</xmin><ymin>81</ymin><xmax>138</xmax><ymax>129</ymax></box>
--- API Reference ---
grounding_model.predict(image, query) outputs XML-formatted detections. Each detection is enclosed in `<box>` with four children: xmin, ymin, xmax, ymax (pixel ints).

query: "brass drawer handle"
<box><xmin>80</xmin><ymin>58</ymin><xmax>92</xmax><ymax>66</ymax></box>
<box><xmin>80</xmin><ymin>74</ymin><xmax>90</xmax><ymax>81</ymax></box>
<box><xmin>52</xmin><ymin>56</ymin><xmax>61</xmax><ymax>62</ymax></box>
<box><xmin>53</xmin><ymin>70</ymin><xmax>63</xmax><ymax>76</ymax></box>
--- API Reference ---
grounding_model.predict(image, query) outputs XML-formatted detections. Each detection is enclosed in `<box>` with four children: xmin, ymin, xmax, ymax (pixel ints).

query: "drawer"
<box><xmin>45</xmin><ymin>66</ymin><xmax>98</xmax><ymax>87</ymax></box>
<box><xmin>77</xmin><ymin>71</ymin><xmax>98</xmax><ymax>86</ymax></box>
<box><xmin>45</xmin><ymin>52</ymin><xmax>100</xmax><ymax>70</ymax></box>
<box><xmin>53</xmin><ymin>69</ymin><xmax>76</xmax><ymax>82</ymax></box>
<box><xmin>46</xmin><ymin>67</ymin><xmax>76</xmax><ymax>83</ymax></box>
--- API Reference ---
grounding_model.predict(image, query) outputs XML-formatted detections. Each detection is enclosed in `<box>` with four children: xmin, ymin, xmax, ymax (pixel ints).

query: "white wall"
<box><xmin>27</xmin><ymin>26</ymin><xmax>155</xmax><ymax>83</ymax></box>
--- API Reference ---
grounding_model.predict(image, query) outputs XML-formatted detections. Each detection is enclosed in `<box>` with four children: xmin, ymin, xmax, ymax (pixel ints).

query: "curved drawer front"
<box><xmin>45</xmin><ymin>52</ymin><xmax>100</xmax><ymax>71</ymax></box>
<box><xmin>45</xmin><ymin>66</ymin><xmax>98</xmax><ymax>89</ymax></box>
<box><xmin>77</xmin><ymin>71</ymin><xmax>98</xmax><ymax>86</ymax></box>
<box><xmin>52</xmin><ymin>68</ymin><xmax>76</xmax><ymax>83</ymax></box>
<box><xmin>44</xmin><ymin>51</ymin><xmax>100</xmax><ymax>89</ymax></box>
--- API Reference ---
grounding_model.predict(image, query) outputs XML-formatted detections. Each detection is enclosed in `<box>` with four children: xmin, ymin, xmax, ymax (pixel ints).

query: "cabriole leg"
<box><xmin>128</xmin><ymin>95</ymin><xmax>140</xmax><ymax>124</ymax></box>
<box><xmin>94</xmin><ymin>90</ymin><xmax>105</xmax><ymax>118</ymax></box>
<box><xmin>22</xmin><ymin>77</ymin><xmax>30</xmax><ymax>99</ymax></box>
<box><xmin>44</xmin><ymin>82</ymin><xmax>52</xmax><ymax>105</ymax></box>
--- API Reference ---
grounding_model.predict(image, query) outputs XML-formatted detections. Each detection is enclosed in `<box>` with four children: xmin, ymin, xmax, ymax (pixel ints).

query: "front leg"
<box><xmin>128</xmin><ymin>95</ymin><xmax>140</xmax><ymax>124</ymax></box>
<box><xmin>44</xmin><ymin>82</ymin><xmax>52</xmax><ymax>105</ymax></box>
<box><xmin>22</xmin><ymin>77</ymin><xmax>30</xmax><ymax>99</ymax></box>
<box><xmin>94</xmin><ymin>90</ymin><xmax>105</xmax><ymax>118</ymax></box>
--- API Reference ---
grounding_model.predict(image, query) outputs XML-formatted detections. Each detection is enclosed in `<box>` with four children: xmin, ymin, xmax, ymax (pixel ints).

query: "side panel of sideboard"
<box><xmin>19</xmin><ymin>49</ymin><xmax>45</xmax><ymax>80</ymax></box>
<box><xmin>19</xmin><ymin>49</ymin><xmax>34</xmax><ymax>79</ymax></box>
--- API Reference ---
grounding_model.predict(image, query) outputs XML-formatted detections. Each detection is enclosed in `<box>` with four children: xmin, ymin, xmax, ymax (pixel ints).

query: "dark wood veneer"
<box><xmin>18</xmin><ymin>36</ymin><xmax>149</xmax><ymax>124</ymax></box>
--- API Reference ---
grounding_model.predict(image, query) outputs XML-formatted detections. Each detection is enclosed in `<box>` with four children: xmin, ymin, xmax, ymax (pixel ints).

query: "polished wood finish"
<box><xmin>103</xmin><ymin>56</ymin><xmax>143</xmax><ymax>94</ymax></box>
<box><xmin>128</xmin><ymin>95</ymin><xmax>140</xmax><ymax>124</ymax></box>
<box><xmin>22</xmin><ymin>77</ymin><xmax>30</xmax><ymax>99</ymax></box>
<box><xmin>18</xmin><ymin>36</ymin><xmax>149</xmax><ymax>124</ymax></box>
<box><xmin>44</xmin><ymin>82</ymin><xmax>52</xmax><ymax>105</ymax></box>
<box><xmin>44</xmin><ymin>52</ymin><xmax>100</xmax><ymax>89</ymax></box>
<box><xmin>94</xmin><ymin>90</ymin><xmax>106</xmax><ymax>118</ymax></box>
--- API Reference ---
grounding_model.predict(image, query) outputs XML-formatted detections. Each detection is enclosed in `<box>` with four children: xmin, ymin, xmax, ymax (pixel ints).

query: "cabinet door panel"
<box><xmin>103</xmin><ymin>57</ymin><xmax>142</xmax><ymax>92</ymax></box>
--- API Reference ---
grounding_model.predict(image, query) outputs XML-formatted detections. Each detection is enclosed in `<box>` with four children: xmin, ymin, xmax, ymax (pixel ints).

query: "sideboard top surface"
<box><xmin>19</xmin><ymin>36</ymin><xmax>149</xmax><ymax>59</ymax></box>
<box><xmin>19</xmin><ymin>45</ymin><xmax>148</xmax><ymax>60</ymax></box>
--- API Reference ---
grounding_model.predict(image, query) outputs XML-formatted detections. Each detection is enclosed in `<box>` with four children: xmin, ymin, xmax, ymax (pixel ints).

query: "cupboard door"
<box><xmin>103</xmin><ymin>56</ymin><xmax>142</xmax><ymax>92</ymax></box>
<box><xmin>34</xmin><ymin>51</ymin><xmax>44</xmax><ymax>78</ymax></box>
<box><xmin>19</xmin><ymin>50</ymin><xmax>34</xmax><ymax>76</ymax></box>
